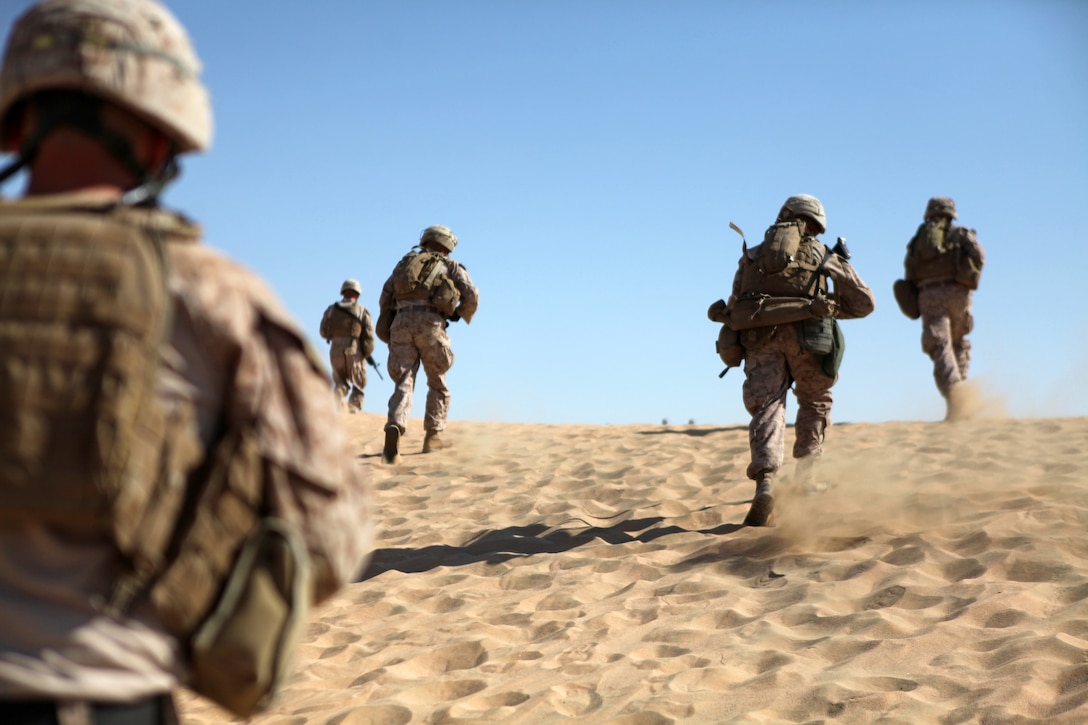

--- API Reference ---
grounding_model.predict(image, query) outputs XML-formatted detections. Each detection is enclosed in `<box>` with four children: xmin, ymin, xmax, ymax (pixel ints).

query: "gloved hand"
<box><xmin>809</xmin><ymin>295</ymin><xmax>836</xmax><ymax>318</ymax></box>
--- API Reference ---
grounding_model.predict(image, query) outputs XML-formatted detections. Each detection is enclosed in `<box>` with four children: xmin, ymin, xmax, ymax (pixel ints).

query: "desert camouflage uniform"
<box><xmin>733</xmin><ymin>251</ymin><xmax>875</xmax><ymax>480</ymax></box>
<box><xmin>0</xmin><ymin>195</ymin><xmax>374</xmax><ymax>701</ymax></box>
<box><xmin>380</xmin><ymin>259</ymin><xmax>478</xmax><ymax>435</ymax></box>
<box><xmin>907</xmin><ymin>227</ymin><xmax>984</xmax><ymax>397</ymax></box>
<box><xmin>320</xmin><ymin>300</ymin><xmax>374</xmax><ymax>412</ymax></box>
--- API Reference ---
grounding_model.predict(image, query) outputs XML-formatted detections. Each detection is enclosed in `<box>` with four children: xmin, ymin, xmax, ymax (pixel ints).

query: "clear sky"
<box><xmin>2</xmin><ymin>0</ymin><xmax>1086</xmax><ymax>427</ymax></box>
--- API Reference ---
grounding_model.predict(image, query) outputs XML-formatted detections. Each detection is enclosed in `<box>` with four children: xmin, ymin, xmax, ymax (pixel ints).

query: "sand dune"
<box><xmin>178</xmin><ymin>411</ymin><xmax>1088</xmax><ymax>724</ymax></box>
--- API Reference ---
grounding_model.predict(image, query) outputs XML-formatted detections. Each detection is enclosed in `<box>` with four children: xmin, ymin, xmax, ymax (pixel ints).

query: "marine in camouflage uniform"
<box><xmin>726</xmin><ymin>195</ymin><xmax>875</xmax><ymax>526</ymax></box>
<box><xmin>319</xmin><ymin>278</ymin><xmax>375</xmax><ymax>413</ymax></box>
<box><xmin>903</xmin><ymin>197</ymin><xmax>985</xmax><ymax>420</ymax></box>
<box><xmin>380</xmin><ymin>225</ymin><xmax>479</xmax><ymax>463</ymax></box>
<box><xmin>0</xmin><ymin>1</ymin><xmax>373</xmax><ymax>721</ymax></box>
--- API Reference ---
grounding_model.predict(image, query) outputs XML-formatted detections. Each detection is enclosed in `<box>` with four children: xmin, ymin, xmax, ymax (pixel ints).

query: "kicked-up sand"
<box><xmin>178</xmin><ymin>406</ymin><xmax>1088</xmax><ymax>724</ymax></box>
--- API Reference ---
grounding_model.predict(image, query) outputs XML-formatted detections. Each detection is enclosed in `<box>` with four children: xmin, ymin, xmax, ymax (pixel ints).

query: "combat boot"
<box><xmin>743</xmin><ymin>471</ymin><xmax>775</xmax><ymax>527</ymax></box>
<box><xmin>382</xmin><ymin>425</ymin><xmax>401</xmax><ymax>464</ymax></box>
<box><xmin>422</xmin><ymin>431</ymin><xmax>445</xmax><ymax>453</ymax></box>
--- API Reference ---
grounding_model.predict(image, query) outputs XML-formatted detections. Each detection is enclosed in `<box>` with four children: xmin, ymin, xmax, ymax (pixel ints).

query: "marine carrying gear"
<box><xmin>0</xmin><ymin>196</ymin><xmax>310</xmax><ymax>718</ymax></box>
<box><xmin>391</xmin><ymin>247</ymin><xmax>460</xmax><ymax>317</ymax></box>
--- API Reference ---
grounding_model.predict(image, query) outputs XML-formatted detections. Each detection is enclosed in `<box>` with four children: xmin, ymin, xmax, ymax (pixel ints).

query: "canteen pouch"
<box><xmin>188</xmin><ymin>518</ymin><xmax>311</xmax><ymax>717</ymax></box>
<box><xmin>716</xmin><ymin>324</ymin><xmax>745</xmax><ymax>368</ymax></box>
<box><xmin>893</xmin><ymin>278</ymin><xmax>920</xmax><ymax>320</ymax></box>
<box><xmin>375</xmin><ymin>307</ymin><xmax>396</xmax><ymax>344</ymax></box>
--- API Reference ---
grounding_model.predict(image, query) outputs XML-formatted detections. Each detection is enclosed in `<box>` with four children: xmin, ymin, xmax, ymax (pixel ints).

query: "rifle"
<box><xmin>366</xmin><ymin>355</ymin><xmax>384</xmax><ymax>380</ymax></box>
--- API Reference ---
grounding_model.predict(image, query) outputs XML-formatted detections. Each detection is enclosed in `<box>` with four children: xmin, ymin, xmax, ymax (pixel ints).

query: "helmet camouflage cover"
<box><xmin>924</xmin><ymin>196</ymin><xmax>957</xmax><ymax>220</ymax></box>
<box><xmin>0</xmin><ymin>0</ymin><xmax>212</xmax><ymax>153</ymax></box>
<box><xmin>419</xmin><ymin>225</ymin><xmax>457</xmax><ymax>252</ymax></box>
<box><xmin>340</xmin><ymin>278</ymin><xmax>361</xmax><ymax>296</ymax></box>
<box><xmin>777</xmin><ymin>194</ymin><xmax>827</xmax><ymax>234</ymax></box>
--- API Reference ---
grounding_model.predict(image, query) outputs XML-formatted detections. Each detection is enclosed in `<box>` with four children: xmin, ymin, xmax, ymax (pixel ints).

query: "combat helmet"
<box><xmin>0</xmin><ymin>0</ymin><xmax>212</xmax><ymax>193</ymax></box>
<box><xmin>924</xmin><ymin>196</ymin><xmax>957</xmax><ymax>220</ymax></box>
<box><xmin>340</xmin><ymin>279</ymin><xmax>362</xmax><ymax>296</ymax></box>
<box><xmin>420</xmin><ymin>225</ymin><xmax>458</xmax><ymax>252</ymax></box>
<box><xmin>777</xmin><ymin>194</ymin><xmax>827</xmax><ymax>234</ymax></box>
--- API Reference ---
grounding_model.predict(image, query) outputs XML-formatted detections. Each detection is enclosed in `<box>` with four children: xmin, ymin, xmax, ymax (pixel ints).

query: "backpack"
<box><xmin>0</xmin><ymin>200</ymin><xmax>173</xmax><ymax>551</ymax></box>
<box><xmin>391</xmin><ymin>248</ymin><xmax>460</xmax><ymax>317</ymax></box>
<box><xmin>0</xmin><ymin>199</ymin><xmax>306</xmax><ymax>718</ymax></box>
<box><xmin>328</xmin><ymin>302</ymin><xmax>364</xmax><ymax>338</ymax></box>
<box><xmin>910</xmin><ymin>219</ymin><xmax>949</xmax><ymax>262</ymax></box>
<box><xmin>757</xmin><ymin>220</ymin><xmax>804</xmax><ymax>274</ymax></box>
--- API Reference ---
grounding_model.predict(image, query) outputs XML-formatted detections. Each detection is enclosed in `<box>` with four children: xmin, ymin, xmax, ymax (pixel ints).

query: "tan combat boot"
<box><xmin>382</xmin><ymin>425</ymin><xmax>401</xmax><ymax>464</ymax></box>
<box><xmin>422</xmin><ymin>431</ymin><xmax>445</xmax><ymax>453</ymax></box>
<box><xmin>743</xmin><ymin>471</ymin><xmax>775</xmax><ymax>527</ymax></box>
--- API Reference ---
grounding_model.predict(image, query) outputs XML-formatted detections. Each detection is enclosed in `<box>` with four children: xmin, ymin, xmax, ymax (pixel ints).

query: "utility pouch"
<box><xmin>820</xmin><ymin>319</ymin><xmax>846</xmax><ymax>379</ymax></box>
<box><xmin>955</xmin><ymin>254</ymin><xmax>982</xmax><ymax>291</ymax></box>
<box><xmin>798</xmin><ymin>317</ymin><xmax>834</xmax><ymax>356</ymax></box>
<box><xmin>716</xmin><ymin>324</ymin><xmax>745</xmax><ymax>368</ymax></box>
<box><xmin>892</xmin><ymin>279</ymin><xmax>920</xmax><ymax>320</ymax></box>
<box><xmin>189</xmin><ymin>518</ymin><xmax>311</xmax><ymax>718</ymax></box>
<box><xmin>375</xmin><ymin>308</ymin><xmax>396</xmax><ymax>344</ymax></box>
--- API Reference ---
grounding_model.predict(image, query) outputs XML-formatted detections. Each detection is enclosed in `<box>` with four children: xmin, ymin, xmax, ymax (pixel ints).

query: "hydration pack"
<box><xmin>910</xmin><ymin>218</ymin><xmax>949</xmax><ymax>262</ymax></box>
<box><xmin>391</xmin><ymin>247</ymin><xmax>460</xmax><ymax>316</ymax></box>
<box><xmin>756</xmin><ymin>220</ymin><xmax>804</xmax><ymax>274</ymax></box>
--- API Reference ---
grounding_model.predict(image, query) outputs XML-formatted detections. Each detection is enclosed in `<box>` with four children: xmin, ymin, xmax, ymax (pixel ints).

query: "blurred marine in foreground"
<box><xmin>0</xmin><ymin>0</ymin><xmax>373</xmax><ymax>721</ymax></box>
<box><xmin>709</xmin><ymin>194</ymin><xmax>875</xmax><ymax>526</ymax></box>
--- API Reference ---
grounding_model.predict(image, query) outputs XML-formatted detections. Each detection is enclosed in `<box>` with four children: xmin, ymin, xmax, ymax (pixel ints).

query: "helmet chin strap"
<box><xmin>0</xmin><ymin>91</ymin><xmax>179</xmax><ymax>206</ymax></box>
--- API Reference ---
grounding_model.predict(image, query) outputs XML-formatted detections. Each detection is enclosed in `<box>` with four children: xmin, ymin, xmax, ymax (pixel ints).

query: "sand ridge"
<box><xmin>178</xmin><ymin>412</ymin><xmax>1088</xmax><ymax>723</ymax></box>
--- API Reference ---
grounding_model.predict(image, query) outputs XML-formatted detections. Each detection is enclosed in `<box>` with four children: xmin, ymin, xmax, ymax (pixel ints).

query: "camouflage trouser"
<box><xmin>329</xmin><ymin>337</ymin><xmax>367</xmax><ymax>412</ymax></box>
<box><xmin>918</xmin><ymin>283</ymin><xmax>973</xmax><ymax>397</ymax></box>
<box><xmin>385</xmin><ymin>309</ymin><xmax>454</xmax><ymax>434</ymax></box>
<box><xmin>741</xmin><ymin>322</ymin><xmax>835</xmax><ymax>480</ymax></box>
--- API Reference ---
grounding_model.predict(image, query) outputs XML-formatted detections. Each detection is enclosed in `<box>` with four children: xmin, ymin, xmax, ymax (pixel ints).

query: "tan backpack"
<box><xmin>0</xmin><ymin>198</ymin><xmax>307</xmax><ymax>718</ymax></box>
<box><xmin>391</xmin><ymin>247</ymin><xmax>461</xmax><ymax>317</ymax></box>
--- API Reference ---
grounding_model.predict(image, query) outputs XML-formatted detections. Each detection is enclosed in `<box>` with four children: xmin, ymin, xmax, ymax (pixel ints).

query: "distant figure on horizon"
<box><xmin>377</xmin><ymin>225</ymin><xmax>479</xmax><ymax>463</ymax></box>
<box><xmin>894</xmin><ymin>197</ymin><xmax>985</xmax><ymax>421</ymax></box>
<box><xmin>320</xmin><ymin>278</ymin><xmax>376</xmax><ymax>413</ymax></box>
<box><xmin>709</xmin><ymin>194</ymin><xmax>875</xmax><ymax>526</ymax></box>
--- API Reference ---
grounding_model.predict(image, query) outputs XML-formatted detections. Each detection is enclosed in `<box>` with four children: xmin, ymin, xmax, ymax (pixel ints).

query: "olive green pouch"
<box><xmin>798</xmin><ymin>317</ymin><xmax>834</xmax><ymax>356</ymax></box>
<box><xmin>189</xmin><ymin>518</ymin><xmax>311</xmax><ymax>717</ymax></box>
<box><xmin>820</xmin><ymin>319</ymin><xmax>846</xmax><ymax>378</ymax></box>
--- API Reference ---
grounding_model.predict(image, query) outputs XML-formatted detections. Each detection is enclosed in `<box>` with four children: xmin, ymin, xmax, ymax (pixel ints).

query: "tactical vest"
<box><xmin>391</xmin><ymin>247</ymin><xmax>460</xmax><ymax>317</ymax></box>
<box><xmin>328</xmin><ymin>302</ymin><xmax>364</xmax><ymax>338</ymax></box>
<box><xmin>0</xmin><ymin>198</ymin><xmax>177</xmax><ymax>551</ymax></box>
<box><xmin>908</xmin><ymin>220</ymin><xmax>958</xmax><ymax>281</ymax></box>
<box><xmin>737</xmin><ymin>233</ymin><xmax>829</xmax><ymax>299</ymax></box>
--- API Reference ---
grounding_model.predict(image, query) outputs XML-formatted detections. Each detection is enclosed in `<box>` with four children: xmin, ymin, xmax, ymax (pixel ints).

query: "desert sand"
<box><xmin>178</xmin><ymin>408</ymin><xmax>1088</xmax><ymax>724</ymax></box>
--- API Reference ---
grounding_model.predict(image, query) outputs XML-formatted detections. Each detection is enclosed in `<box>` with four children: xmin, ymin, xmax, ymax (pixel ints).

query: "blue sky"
<box><xmin>3</xmin><ymin>1</ymin><xmax>1086</xmax><ymax>426</ymax></box>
